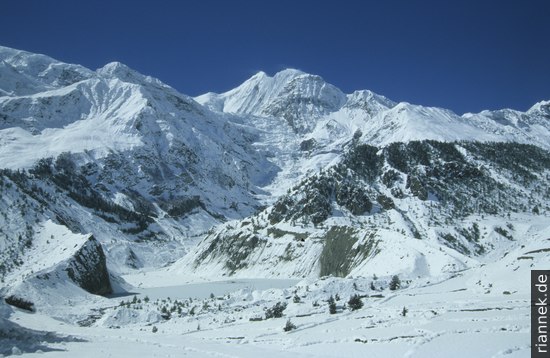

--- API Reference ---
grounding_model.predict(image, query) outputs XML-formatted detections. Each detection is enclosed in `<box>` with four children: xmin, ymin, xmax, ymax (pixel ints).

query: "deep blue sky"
<box><xmin>1</xmin><ymin>0</ymin><xmax>549</xmax><ymax>114</ymax></box>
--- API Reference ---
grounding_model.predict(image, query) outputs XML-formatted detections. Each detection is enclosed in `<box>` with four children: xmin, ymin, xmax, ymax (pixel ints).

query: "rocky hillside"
<box><xmin>177</xmin><ymin>140</ymin><xmax>550</xmax><ymax>279</ymax></box>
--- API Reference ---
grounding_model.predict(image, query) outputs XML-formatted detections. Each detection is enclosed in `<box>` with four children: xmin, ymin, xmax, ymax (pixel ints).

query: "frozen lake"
<box><xmin>125</xmin><ymin>279</ymin><xmax>299</xmax><ymax>300</ymax></box>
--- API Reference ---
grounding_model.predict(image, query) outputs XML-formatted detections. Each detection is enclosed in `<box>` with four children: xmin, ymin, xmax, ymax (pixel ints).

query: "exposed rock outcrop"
<box><xmin>65</xmin><ymin>235</ymin><xmax>112</xmax><ymax>296</ymax></box>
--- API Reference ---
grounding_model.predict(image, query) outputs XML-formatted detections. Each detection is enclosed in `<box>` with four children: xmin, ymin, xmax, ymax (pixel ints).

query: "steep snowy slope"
<box><xmin>0</xmin><ymin>46</ymin><xmax>274</xmax><ymax>213</ymax></box>
<box><xmin>180</xmin><ymin>141</ymin><xmax>550</xmax><ymax>280</ymax></box>
<box><xmin>0</xmin><ymin>47</ymin><xmax>282</xmax><ymax>238</ymax></box>
<box><xmin>197</xmin><ymin>69</ymin><xmax>550</xmax><ymax>201</ymax></box>
<box><xmin>0</xmin><ymin>46</ymin><xmax>280</xmax><ymax>299</ymax></box>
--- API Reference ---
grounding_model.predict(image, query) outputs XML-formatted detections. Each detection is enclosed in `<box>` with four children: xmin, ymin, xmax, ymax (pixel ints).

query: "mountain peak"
<box><xmin>527</xmin><ymin>99</ymin><xmax>550</xmax><ymax>117</ymax></box>
<box><xmin>96</xmin><ymin>61</ymin><xmax>167</xmax><ymax>89</ymax></box>
<box><xmin>97</xmin><ymin>61</ymin><xmax>132</xmax><ymax>74</ymax></box>
<box><xmin>97</xmin><ymin>61</ymin><xmax>143</xmax><ymax>83</ymax></box>
<box><xmin>0</xmin><ymin>45</ymin><xmax>51</xmax><ymax>64</ymax></box>
<box><xmin>233</xmin><ymin>68</ymin><xmax>306</xmax><ymax>92</ymax></box>
<box><xmin>0</xmin><ymin>46</ymin><xmax>93</xmax><ymax>96</ymax></box>
<box><xmin>0</xmin><ymin>45</ymin><xmax>23</xmax><ymax>58</ymax></box>
<box><xmin>345</xmin><ymin>89</ymin><xmax>397</xmax><ymax>112</ymax></box>
<box><xmin>272</xmin><ymin>68</ymin><xmax>305</xmax><ymax>79</ymax></box>
<box><xmin>249</xmin><ymin>70</ymin><xmax>268</xmax><ymax>80</ymax></box>
<box><xmin>196</xmin><ymin>68</ymin><xmax>346</xmax><ymax>132</ymax></box>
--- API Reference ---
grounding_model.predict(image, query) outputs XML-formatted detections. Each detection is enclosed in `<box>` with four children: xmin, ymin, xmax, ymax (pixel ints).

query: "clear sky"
<box><xmin>1</xmin><ymin>0</ymin><xmax>549</xmax><ymax>114</ymax></box>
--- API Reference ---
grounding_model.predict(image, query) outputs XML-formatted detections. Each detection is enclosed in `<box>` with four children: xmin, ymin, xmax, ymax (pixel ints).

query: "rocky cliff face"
<box><xmin>65</xmin><ymin>235</ymin><xmax>112</xmax><ymax>296</ymax></box>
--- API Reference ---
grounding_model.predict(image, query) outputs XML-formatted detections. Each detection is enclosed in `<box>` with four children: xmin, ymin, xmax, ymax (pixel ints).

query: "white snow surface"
<box><xmin>3</xmin><ymin>217</ymin><xmax>547</xmax><ymax>356</ymax></box>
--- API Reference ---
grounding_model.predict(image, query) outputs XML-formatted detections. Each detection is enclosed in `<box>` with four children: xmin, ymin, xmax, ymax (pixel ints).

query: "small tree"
<box><xmin>283</xmin><ymin>319</ymin><xmax>297</xmax><ymax>332</ymax></box>
<box><xmin>293</xmin><ymin>294</ymin><xmax>301</xmax><ymax>303</ymax></box>
<box><xmin>348</xmin><ymin>294</ymin><xmax>363</xmax><ymax>311</ymax></box>
<box><xmin>389</xmin><ymin>275</ymin><xmax>401</xmax><ymax>291</ymax></box>
<box><xmin>152</xmin><ymin>326</ymin><xmax>158</xmax><ymax>333</ymax></box>
<box><xmin>370</xmin><ymin>281</ymin><xmax>376</xmax><ymax>291</ymax></box>
<box><xmin>265</xmin><ymin>302</ymin><xmax>287</xmax><ymax>319</ymax></box>
<box><xmin>328</xmin><ymin>295</ymin><xmax>337</xmax><ymax>314</ymax></box>
<box><xmin>160</xmin><ymin>306</ymin><xmax>171</xmax><ymax>320</ymax></box>
<box><xmin>401</xmin><ymin>306</ymin><xmax>408</xmax><ymax>317</ymax></box>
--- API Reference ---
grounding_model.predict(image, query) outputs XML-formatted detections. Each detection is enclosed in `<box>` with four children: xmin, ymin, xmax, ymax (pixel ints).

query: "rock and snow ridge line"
<box><xmin>195</xmin><ymin>68</ymin><xmax>550</xmax><ymax>147</ymax></box>
<box><xmin>2</xmin><ymin>44</ymin><xmax>550</xmax><ymax>158</ymax></box>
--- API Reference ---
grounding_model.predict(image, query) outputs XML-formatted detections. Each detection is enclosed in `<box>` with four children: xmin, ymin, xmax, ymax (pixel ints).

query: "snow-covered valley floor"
<box><xmin>3</xmin><ymin>214</ymin><xmax>548</xmax><ymax>357</ymax></box>
<box><xmin>3</xmin><ymin>255</ymin><xmax>537</xmax><ymax>358</ymax></box>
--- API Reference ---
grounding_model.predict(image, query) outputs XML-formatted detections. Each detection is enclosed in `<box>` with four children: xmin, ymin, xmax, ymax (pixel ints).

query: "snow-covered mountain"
<box><xmin>197</xmin><ymin>67</ymin><xmax>550</xmax><ymax>199</ymax></box>
<box><xmin>0</xmin><ymin>46</ymin><xmax>282</xmax><ymax>272</ymax></box>
<box><xmin>197</xmin><ymin>69</ymin><xmax>348</xmax><ymax>133</ymax></box>
<box><xmin>1</xmin><ymin>45</ymin><xmax>549</xmax><ymax>357</ymax></box>
<box><xmin>0</xmin><ymin>46</ymin><xmax>280</xmax><ymax>312</ymax></box>
<box><xmin>197</xmin><ymin>68</ymin><xmax>550</xmax><ymax>149</ymax></box>
<box><xmin>178</xmin><ymin>140</ymin><xmax>550</xmax><ymax>279</ymax></box>
<box><xmin>1</xmin><ymin>44</ymin><xmax>549</xmax><ymax>277</ymax></box>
